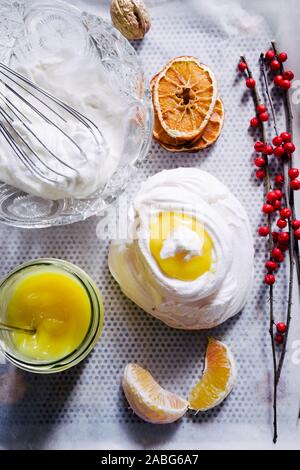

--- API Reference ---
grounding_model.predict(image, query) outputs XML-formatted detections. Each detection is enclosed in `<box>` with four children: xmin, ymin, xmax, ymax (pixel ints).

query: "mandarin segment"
<box><xmin>122</xmin><ymin>363</ymin><xmax>189</xmax><ymax>424</ymax></box>
<box><xmin>153</xmin><ymin>56</ymin><xmax>218</xmax><ymax>141</ymax></box>
<box><xmin>188</xmin><ymin>338</ymin><xmax>236</xmax><ymax>411</ymax></box>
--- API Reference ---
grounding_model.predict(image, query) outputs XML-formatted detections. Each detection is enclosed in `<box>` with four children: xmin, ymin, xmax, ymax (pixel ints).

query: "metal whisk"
<box><xmin>0</xmin><ymin>62</ymin><xmax>103</xmax><ymax>183</ymax></box>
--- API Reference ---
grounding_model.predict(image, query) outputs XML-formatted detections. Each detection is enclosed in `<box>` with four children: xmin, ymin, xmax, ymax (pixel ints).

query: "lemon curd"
<box><xmin>6</xmin><ymin>267</ymin><xmax>92</xmax><ymax>362</ymax></box>
<box><xmin>150</xmin><ymin>211</ymin><xmax>213</xmax><ymax>281</ymax></box>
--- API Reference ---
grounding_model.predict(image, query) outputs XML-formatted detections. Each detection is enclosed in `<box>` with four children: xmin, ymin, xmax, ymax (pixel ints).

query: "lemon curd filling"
<box><xmin>6</xmin><ymin>268</ymin><xmax>92</xmax><ymax>362</ymax></box>
<box><xmin>149</xmin><ymin>211</ymin><xmax>213</xmax><ymax>281</ymax></box>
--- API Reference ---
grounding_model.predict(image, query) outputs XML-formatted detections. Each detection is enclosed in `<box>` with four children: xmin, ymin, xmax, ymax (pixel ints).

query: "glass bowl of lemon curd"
<box><xmin>0</xmin><ymin>259</ymin><xmax>104</xmax><ymax>374</ymax></box>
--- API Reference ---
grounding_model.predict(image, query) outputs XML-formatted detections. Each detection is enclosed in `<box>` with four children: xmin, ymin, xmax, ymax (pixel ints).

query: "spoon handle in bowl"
<box><xmin>0</xmin><ymin>322</ymin><xmax>36</xmax><ymax>335</ymax></box>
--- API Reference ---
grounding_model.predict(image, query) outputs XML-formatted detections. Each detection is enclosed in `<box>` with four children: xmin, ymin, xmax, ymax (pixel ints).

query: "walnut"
<box><xmin>110</xmin><ymin>0</ymin><xmax>151</xmax><ymax>40</ymax></box>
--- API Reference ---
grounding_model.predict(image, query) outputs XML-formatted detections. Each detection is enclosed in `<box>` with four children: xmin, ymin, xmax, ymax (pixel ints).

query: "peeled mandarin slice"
<box><xmin>153</xmin><ymin>56</ymin><xmax>218</xmax><ymax>141</ymax></box>
<box><xmin>188</xmin><ymin>338</ymin><xmax>236</xmax><ymax>411</ymax></box>
<box><xmin>122</xmin><ymin>363</ymin><xmax>189</xmax><ymax>424</ymax></box>
<box><xmin>160</xmin><ymin>98</ymin><xmax>224</xmax><ymax>153</ymax></box>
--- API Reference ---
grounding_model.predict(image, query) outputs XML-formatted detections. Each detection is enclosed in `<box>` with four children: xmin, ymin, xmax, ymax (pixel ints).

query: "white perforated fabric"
<box><xmin>0</xmin><ymin>0</ymin><xmax>300</xmax><ymax>450</ymax></box>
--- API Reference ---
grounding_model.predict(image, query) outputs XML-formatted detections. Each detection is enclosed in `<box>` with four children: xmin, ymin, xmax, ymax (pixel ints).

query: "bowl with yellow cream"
<box><xmin>0</xmin><ymin>259</ymin><xmax>103</xmax><ymax>373</ymax></box>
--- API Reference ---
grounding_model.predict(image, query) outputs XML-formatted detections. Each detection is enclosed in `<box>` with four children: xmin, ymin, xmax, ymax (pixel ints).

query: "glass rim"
<box><xmin>0</xmin><ymin>258</ymin><xmax>104</xmax><ymax>374</ymax></box>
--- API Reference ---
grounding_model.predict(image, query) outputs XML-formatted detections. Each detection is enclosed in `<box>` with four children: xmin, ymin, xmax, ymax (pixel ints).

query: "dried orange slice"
<box><xmin>153</xmin><ymin>56</ymin><xmax>218</xmax><ymax>141</ymax></box>
<box><xmin>191</xmin><ymin>98</ymin><xmax>224</xmax><ymax>149</ymax></box>
<box><xmin>151</xmin><ymin>73</ymin><xmax>190</xmax><ymax>148</ymax></box>
<box><xmin>188</xmin><ymin>338</ymin><xmax>236</xmax><ymax>411</ymax></box>
<box><xmin>122</xmin><ymin>363</ymin><xmax>189</xmax><ymax>424</ymax></box>
<box><xmin>160</xmin><ymin>98</ymin><xmax>224</xmax><ymax>153</ymax></box>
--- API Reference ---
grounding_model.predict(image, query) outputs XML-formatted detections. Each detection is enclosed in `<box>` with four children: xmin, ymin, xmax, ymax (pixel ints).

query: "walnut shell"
<box><xmin>110</xmin><ymin>0</ymin><xmax>151</xmax><ymax>40</ymax></box>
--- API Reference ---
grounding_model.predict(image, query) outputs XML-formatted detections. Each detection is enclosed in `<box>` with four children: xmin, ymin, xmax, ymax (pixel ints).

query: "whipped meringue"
<box><xmin>160</xmin><ymin>225</ymin><xmax>203</xmax><ymax>261</ymax></box>
<box><xmin>108</xmin><ymin>168</ymin><xmax>254</xmax><ymax>329</ymax></box>
<box><xmin>0</xmin><ymin>49</ymin><xmax>129</xmax><ymax>200</ymax></box>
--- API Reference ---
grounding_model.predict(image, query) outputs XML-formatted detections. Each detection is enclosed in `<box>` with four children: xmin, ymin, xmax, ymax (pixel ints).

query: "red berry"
<box><xmin>276</xmin><ymin>322</ymin><xmax>287</xmax><ymax>334</ymax></box>
<box><xmin>278</xmin><ymin>52</ymin><xmax>288</xmax><ymax>63</ymax></box>
<box><xmin>284</xmin><ymin>142</ymin><xmax>295</xmax><ymax>154</ymax></box>
<box><xmin>272</xmin><ymin>231</ymin><xmax>279</xmax><ymax>242</ymax></box>
<box><xmin>238</xmin><ymin>61</ymin><xmax>247</xmax><ymax>72</ymax></box>
<box><xmin>277</xmin><ymin>218</ymin><xmax>287</xmax><ymax>229</ymax></box>
<box><xmin>262</xmin><ymin>203</ymin><xmax>274</xmax><ymax>214</ymax></box>
<box><xmin>283</xmin><ymin>70</ymin><xmax>294</xmax><ymax>81</ymax></box>
<box><xmin>271</xmin><ymin>247</ymin><xmax>284</xmax><ymax>262</ymax></box>
<box><xmin>294</xmin><ymin>229</ymin><xmax>300</xmax><ymax>240</ymax></box>
<box><xmin>280</xmin><ymin>207</ymin><xmax>292</xmax><ymax>219</ymax></box>
<box><xmin>259</xmin><ymin>112</ymin><xmax>269</xmax><ymax>122</ymax></box>
<box><xmin>280</xmin><ymin>244</ymin><xmax>288</xmax><ymax>253</ymax></box>
<box><xmin>291</xmin><ymin>220</ymin><xmax>300</xmax><ymax>230</ymax></box>
<box><xmin>272</xmin><ymin>136</ymin><xmax>283</xmax><ymax>147</ymax></box>
<box><xmin>278</xmin><ymin>242</ymin><xmax>289</xmax><ymax>252</ymax></box>
<box><xmin>254</xmin><ymin>141</ymin><xmax>265</xmax><ymax>152</ymax></box>
<box><xmin>279</xmin><ymin>241</ymin><xmax>289</xmax><ymax>251</ymax></box>
<box><xmin>280</xmin><ymin>132</ymin><xmax>292</xmax><ymax>142</ymax></box>
<box><xmin>265</xmin><ymin>260</ymin><xmax>278</xmax><ymax>271</ymax></box>
<box><xmin>256</xmin><ymin>169</ymin><xmax>266</xmax><ymax>180</ymax></box>
<box><xmin>270</xmin><ymin>60</ymin><xmax>281</xmax><ymax>71</ymax></box>
<box><xmin>275</xmin><ymin>333</ymin><xmax>284</xmax><ymax>344</ymax></box>
<box><xmin>265</xmin><ymin>274</ymin><xmax>276</xmax><ymax>285</ymax></box>
<box><xmin>274</xmin><ymin>189</ymin><xmax>283</xmax><ymax>199</ymax></box>
<box><xmin>266</xmin><ymin>191</ymin><xmax>277</xmax><ymax>203</ymax></box>
<box><xmin>254</xmin><ymin>157</ymin><xmax>265</xmax><ymax>167</ymax></box>
<box><xmin>278</xmin><ymin>232</ymin><xmax>289</xmax><ymax>243</ymax></box>
<box><xmin>256</xmin><ymin>104</ymin><xmax>266</xmax><ymax>114</ymax></box>
<box><xmin>275</xmin><ymin>174</ymin><xmax>284</xmax><ymax>184</ymax></box>
<box><xmin>280</xmin><ymin>79</ymin><xmax>291</xmax><ymax>90</ymax></box>
<box><xmin>274</xmin><ymin>75</ymin><xmax>283</xmax><ymax>86</ymax></box>
<box><xmin>265</xmin><ymin>50</ymin><xmax>275</xmax><ymax>61</ymax></box>
<box><xmin>288</xmin><ymin>168</ymin><xmax>299</xmax><ymax>179</ymax></box>
<box><xmin>290</xmin><ymin>179</ymin><xmax>300</xmax><ymax>190</ymax></box>
<box><xmin>264</xmin><ymin>144</ymin><xmax>273</xmax><ymax>155</ymax></box>
<box><xmin>246</xmin><ymin>77</ymin><xmax>256</xmax><ymax>89</ymax></box>
<box><xmin>273</xmin><ymin>146</ymin><xmax>285</xmax><ymax>158</ymax></box>
<box><xmin>272</xmin><ymin>199</ymin><xmax>281</xmax><ymax>210</ymax></box>
<box><xmin>250</xmin><ymin>117</ymin><xmax>259</xmax><ymax>128</ymax></box>
<box><xmin>272</xmin><ymin>199</ymin><xmax>281</xmax><ymax>211</ymax></box>
<box><xmin>258</xmin><ymin>226</ymin><xmax>270</xmax><ymax>237</ymax></box>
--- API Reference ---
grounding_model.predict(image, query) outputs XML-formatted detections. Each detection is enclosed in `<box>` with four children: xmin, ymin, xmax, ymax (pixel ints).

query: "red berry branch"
<box><xmin>269</xmin><ymin>41</ymin><xmax>300</xmax><ymax>286</ymax></box>
<box><xmin>260</xmin><ymin>49</ymin><xmax>299</xmax><ymax>385</ymax></box>
<box><xmin>239</xmin><ymin>44</ymin><xmax>300</xmax><ymax>443</ymax></box>
<box><xmin>239</xmin><ymin>54</ymin><xmax>278</xmax><ymax>443</ymax></box>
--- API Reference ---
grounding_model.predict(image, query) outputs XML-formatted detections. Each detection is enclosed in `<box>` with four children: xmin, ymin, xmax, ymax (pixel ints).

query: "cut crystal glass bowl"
<box><xmin>0</xmin><ymin>0</ymin><xmax>153</xmax><ymax>227</ymax></box>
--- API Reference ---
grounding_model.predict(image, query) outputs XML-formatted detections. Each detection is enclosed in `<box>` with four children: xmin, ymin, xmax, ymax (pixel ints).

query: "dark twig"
<box><xmin>271</xmin><ymin>41</ymin><xmax>300</xmax><ymax>286</ymax></box>
<box><xmin>270</xmin><ymin>41</ymin><xmax>297</xmax><ymax>383</ymax></box>
<box><xmin>260</xmin><ymin>53</ymin><xmax>278</xmax><ymax>136</ymax></box>
<box><xmin>240</xmin><ymin>54</ymin><xmax>278</xmax><ymax>444</ymax></box>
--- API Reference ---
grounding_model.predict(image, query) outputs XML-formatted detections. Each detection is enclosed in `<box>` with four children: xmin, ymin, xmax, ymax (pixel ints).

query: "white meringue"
<box><xmin>108</xmin><ymin>168</ymin><xmax>254</xmax><ymax>329</ymax></box>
